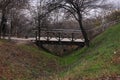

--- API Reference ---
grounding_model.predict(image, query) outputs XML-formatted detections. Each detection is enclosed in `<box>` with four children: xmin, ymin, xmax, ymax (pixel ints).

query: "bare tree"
<box><xmin>49</xmin><ymin>0</ymin><xmax>108</xmax><ymax>46</ymax></box>
<box><xmin>0</xmin><ymin>0</ymin><xmax>29</xmax><ymax>39</ymax></box>
<box><xmin>29</xmin><ymin>0</ymin><xmax>60</xmax><ymax>40</ymax></box>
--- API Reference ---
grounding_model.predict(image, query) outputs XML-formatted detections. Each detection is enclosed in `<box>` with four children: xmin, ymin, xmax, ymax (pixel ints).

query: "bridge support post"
<box><xmin>47</xmin><ymin>32</ymin><xmax>49</xmax><ymax>41</ymax></box>
<box><xmin>35</xmin><ymin>31</ymin><xmax>38</xmax><ymax>41</ymax></box>
<box><xmin>72</xmin><ymin>33</ymin><xmax>74</xmax><ymax>42</ymax></box>
<box><xmin>58</xmin><ymin>33</ymin><xmax>61</xmax><ymax>42</ymax></box>
<box><xmin>38</xmin><ymin>27</ymin><xmax>41</xmax><ymax>41</ymax></box>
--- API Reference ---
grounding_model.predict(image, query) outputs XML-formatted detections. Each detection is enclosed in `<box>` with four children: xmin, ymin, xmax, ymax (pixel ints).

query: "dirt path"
<box><xmin>4</xmin><ymin>37</ymin><xmax>35</xmax><ymax>45</ymax></box>
<box><xmin>14</xmin><ymin>40</ymin><xmax>31</xmax><ymax>45</ymax></box>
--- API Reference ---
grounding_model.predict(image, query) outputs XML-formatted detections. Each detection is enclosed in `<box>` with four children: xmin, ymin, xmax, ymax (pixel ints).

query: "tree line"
<box><xmin>0</xmin><ymin>0</ymin><xmax>120</xmax><ymax>46</ymax></box>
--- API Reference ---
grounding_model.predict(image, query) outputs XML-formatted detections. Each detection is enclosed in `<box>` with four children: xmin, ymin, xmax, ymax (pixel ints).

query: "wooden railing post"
<box><xmin>38</xmin><ymin>27</ymin><xmax>41</xmax><ymax>41</ymax></box>
<box><xmin>47</xmin><ymin>31</ymin><xmax>49</xmax><ymax>41</ymax></box>
<box><xmin>35</xmin><ymin>31</ymin><xmax>37</xmax><ymax>41</ymax></box>
<box><xmin>72</xmin><ymin>33</ymin><xmax>74</xmax><ymax>42</ymax></box>
<box><xmin>58</xmin><ymin>32</ymin><xmax>61</xmax><ymax>42</ymax></box>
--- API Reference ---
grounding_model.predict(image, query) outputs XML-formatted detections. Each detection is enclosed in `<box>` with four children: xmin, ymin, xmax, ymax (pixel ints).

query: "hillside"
<box><xmin>0</xmin><ymin>40</ymin><xmax>61</xmax><ymax>79</ymax></box>
<box><xmin>0</xmin><ymin>23</ymin><xmax>120</xmax><ymax>80</ymax></box>
<box><xmin>59</xmin><ymin>23</ymin><xmax>120</xmax><ymax>80</ymax></box>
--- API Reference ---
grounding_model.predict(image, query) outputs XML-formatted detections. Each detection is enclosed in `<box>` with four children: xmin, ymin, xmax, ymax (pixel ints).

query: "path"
<box><xmin>5</xmin><ymin>37</ymin><xmax>84</xmax><ymax>42</ymax></box>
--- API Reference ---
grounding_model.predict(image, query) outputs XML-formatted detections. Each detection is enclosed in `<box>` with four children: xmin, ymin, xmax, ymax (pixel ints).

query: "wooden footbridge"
<box><xmin>35</xmin><ymin>28</ymin><xmax>85</xmax><ymax>46</ymax></box>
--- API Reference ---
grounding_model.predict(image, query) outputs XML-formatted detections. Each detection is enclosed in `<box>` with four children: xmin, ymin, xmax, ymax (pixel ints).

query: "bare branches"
<box><xmin>47</xmin><ymin>0</ymin><xmax>109</xmax><ymax>46</ymax></box>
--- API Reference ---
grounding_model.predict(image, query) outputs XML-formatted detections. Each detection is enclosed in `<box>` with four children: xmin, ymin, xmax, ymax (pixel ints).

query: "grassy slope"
<box><xmin>0</xmin><ymin>23</ymin><xmax>120</xmax><ymax>80</ymax></box>
<box><xmin>59</xmin><ymin>23</ymin><xmax>120</xmax><ymax>79</ymax></box>
<box><xmin>0</xmin><ymin>40</ymin><xmax>61</xmax><ymax>80</ymax></box>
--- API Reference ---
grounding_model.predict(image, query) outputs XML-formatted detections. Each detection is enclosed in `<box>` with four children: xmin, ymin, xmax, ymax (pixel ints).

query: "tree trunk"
<box><xmin>2</xmin><ymin>19</ymin><xmax>7</xmax><ymax>39</ymax></box>
<box><xmin>78</xmin><ymin>13</ymin><xmax>89</xmax><ymax>47</ymax></box>
<box><xmin>0</xmin><ymin>11</ymin><xmax>5</xmax><ymax>39</ymax></box>
<box><xmin>8</xmin><ymin>20</ymin><xmax>13</xmax><ymax>41</ymax></box>
<box><xmin>0</xmin><ymin>10</ymin><xmax>7</xmax><ymax>39</ymax></box>
<box><xmin>0</xmin><ymin>22</ymin><xmax>1</xmax><ymax>39</ymax></box>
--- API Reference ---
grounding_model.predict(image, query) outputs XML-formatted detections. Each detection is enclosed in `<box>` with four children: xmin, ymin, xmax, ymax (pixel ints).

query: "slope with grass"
<box><xmin>0</xmin><ymin>23</ymin><xmax>120</xmax><ymax>80</ymax></box>
<box><xmin>0</xmin><ymin>40</ymin><xmax>62</xmax><ymax>80</ymax></box>
<box><xmin>58</xmin><ymin>23</ymin><xmax>120</xmax><ymax>79</ymax></box>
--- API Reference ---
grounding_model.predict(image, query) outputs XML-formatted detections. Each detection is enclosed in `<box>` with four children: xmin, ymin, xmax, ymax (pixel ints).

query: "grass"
<box><xmin>57</xmin><ymin>23</ymin><xmax>120</xmax><ymax>79</ymax></box>
<box><xmin>0</xmin><ymin>40</ymin><xmax>61</xmax><ymax>79</ymax></box>
<box><xmin>0</xmin><ymin>23</ymin><xmax>120</xmax><ymax>79</ymax></box>
<box><xmin>18</xmin><ymin>44</ymin><xmax>59</xmax><ymax>59</ymax></box>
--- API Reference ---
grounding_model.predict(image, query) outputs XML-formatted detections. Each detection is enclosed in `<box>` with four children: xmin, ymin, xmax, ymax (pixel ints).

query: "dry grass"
<box><xmin>0</xmin><ymin>40</ymin><xmax>61</xmax><ymax>80</ymax></box>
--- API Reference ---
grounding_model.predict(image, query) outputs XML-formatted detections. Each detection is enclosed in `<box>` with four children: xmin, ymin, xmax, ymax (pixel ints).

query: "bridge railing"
<box><xmin>36</xmin><ymin>28</ymin><xmax>84</xmax><ymax>42</ymax></box>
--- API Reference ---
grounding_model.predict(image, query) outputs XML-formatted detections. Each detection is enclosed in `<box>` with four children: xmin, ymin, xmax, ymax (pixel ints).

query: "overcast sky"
<box><xmin>29</xmin><ymin>0</ymin><xmax>120</xmax><ymax>18</ymax></box>
<box><xmin>110</xmin><ymin>0</ymin><xmax>120</xmax><ymax>7</ymax></box>
<box><xmin>30</xmin><ymin>0</ymin><xmax>120</xmax><ymax>7</ymax></box>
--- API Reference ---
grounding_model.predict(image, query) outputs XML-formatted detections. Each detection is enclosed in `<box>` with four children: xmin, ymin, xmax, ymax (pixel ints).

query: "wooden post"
<box><xmin>38</xmin><ymin>27</ymin><xmax>41</xmax><ymax>41</ymax></box>
<box><xmin>58</xmin><ymin>32</ymin><xmax>61</xmax><ymax>42</ymax></box>
<box><xmin>35</xmin><ymin>31</ymin><xmax>37</xmax><ymax>41</ymax></box>
<box><xmin>72</xmin><ymin>33</ymin><xmax>74</xmax><ymax>42</ymax></box>
<box><xmin>47</xmin><ymin>31</ymin><xmax>49</xmax><ymax>41</ymax></box>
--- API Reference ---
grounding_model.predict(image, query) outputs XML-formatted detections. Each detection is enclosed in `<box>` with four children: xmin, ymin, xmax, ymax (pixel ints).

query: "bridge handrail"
<box><xmin>40</xmin><ymin>28</ymin><xmax>82</xmax><ymax>33</ymax></box>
